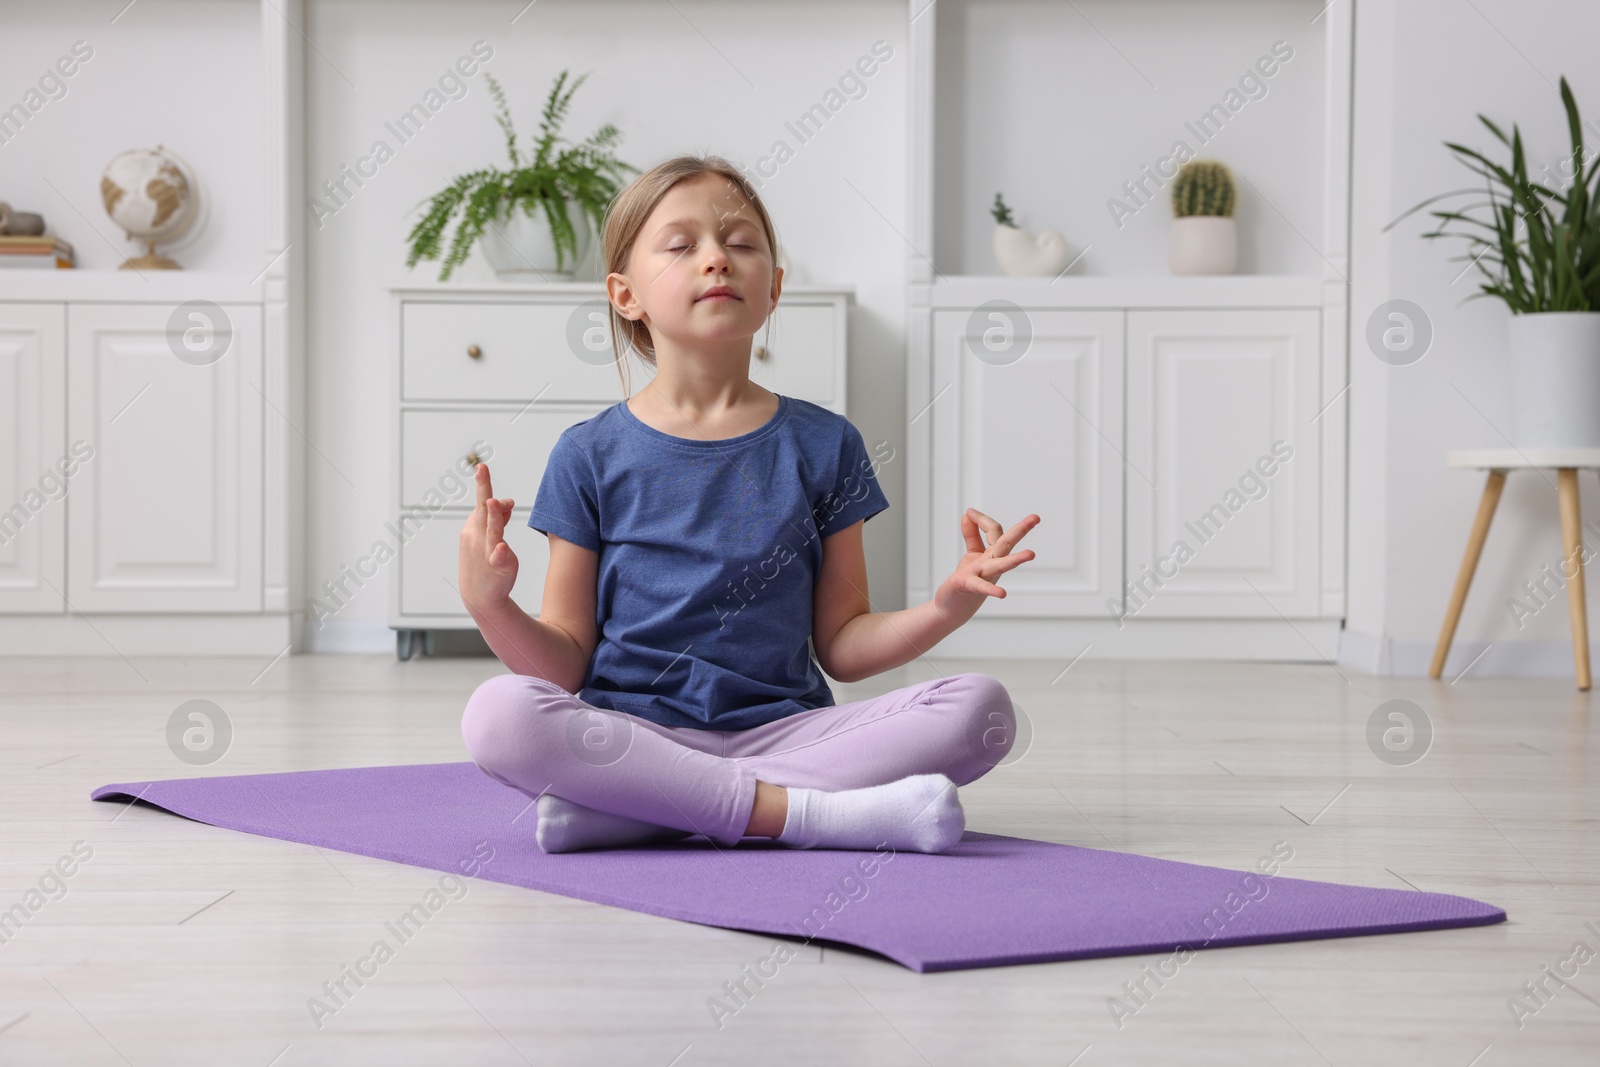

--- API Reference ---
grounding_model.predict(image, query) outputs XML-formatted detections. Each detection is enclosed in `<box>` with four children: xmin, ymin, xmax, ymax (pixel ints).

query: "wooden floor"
<box><xmin>1</xmin><ymin>652</ymin><xmax>1596</xmax><ymax>1065</ymax></box>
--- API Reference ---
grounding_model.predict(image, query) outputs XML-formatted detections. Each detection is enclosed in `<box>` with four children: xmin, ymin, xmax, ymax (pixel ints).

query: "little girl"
<box><xmin>458</xmin><ymin>154</ymin><xmax>1039</xmax><ymax>855</ymax></box>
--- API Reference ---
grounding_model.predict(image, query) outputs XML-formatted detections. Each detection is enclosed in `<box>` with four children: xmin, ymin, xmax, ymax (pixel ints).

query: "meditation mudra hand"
<box><xmin>934</xmin><ymin>507</ymin><xmax>1040</xmax><ymax>621</ymax></box>
<box><xmin>458</xmin><ymin>461</ymin><xmax>518</xmax><ymax>614</ymax></box>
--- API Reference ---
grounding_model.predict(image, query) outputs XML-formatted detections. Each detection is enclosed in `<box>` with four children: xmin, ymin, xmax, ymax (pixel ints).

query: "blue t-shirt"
<box><xmin>527</xmin><ymin>394</ymin><xmax>891</xmax><ymax>730</ymax></box>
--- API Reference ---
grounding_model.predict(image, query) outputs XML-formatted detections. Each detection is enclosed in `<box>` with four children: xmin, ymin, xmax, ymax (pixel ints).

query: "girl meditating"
<box><xmin>459</xmin><ymin>155</ymin><xmax>1039</xmax><ymax>854</ymax></box>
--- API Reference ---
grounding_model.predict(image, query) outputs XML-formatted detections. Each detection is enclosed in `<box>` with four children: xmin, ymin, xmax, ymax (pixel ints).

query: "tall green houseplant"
<box><xmin>1396</xmin><ymin>75</ymin><xmax>1600</xmax><ymax>448</ymax></box>
<box><xmin>405</xmin><ymin>70</ymin><xmax>638</xmax><ymax>281</ymax></box>
<box><xmin>1399</xmin><ymin>75</ymin><xmax>1600</xmax><ymax>312</ymax></box>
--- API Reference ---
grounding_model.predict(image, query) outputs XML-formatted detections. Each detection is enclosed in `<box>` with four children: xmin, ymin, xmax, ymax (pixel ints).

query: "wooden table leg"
<box><xmin>1430</xmin><ymin>469</ymin><xmax>1507</xmax><ymax>679</ymax></box>
<box><xmin>1556</xmin><ymin>467</ymin><xmax>1592</xmax><ymax>691</ymax></box>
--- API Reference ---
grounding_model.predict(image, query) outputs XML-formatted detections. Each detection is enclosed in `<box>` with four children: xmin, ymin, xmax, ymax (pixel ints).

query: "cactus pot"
<box><xmin>1169</xmin><ymin>216</ymin><xmax>1237</xmax><ymax>275</ymax></box>
<box><xmin>1507</xmin><ymin>311</ymin><xmax>1600</xmax><ymax>447</ymax></box>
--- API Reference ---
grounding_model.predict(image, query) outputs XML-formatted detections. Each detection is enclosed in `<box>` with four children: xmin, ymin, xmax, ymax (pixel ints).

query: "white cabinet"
<box><xmin>904</xmin><ymin>2</ymin><xmax>1352</xmax><ymax>659</ymax></box>
<box><xmin>920</xmin><ymin>296</ymin><xmax>1329</xmax><ymax>634</ymax></box>
<box><xmin>388</xmin><ymin>283</ymin><xmax>853</xmax><ymax>658</ymax></box>
<box><xmin>0</xmin><ymin>294</ymin><xmax>268</xmax><ymax>630</ymax></box>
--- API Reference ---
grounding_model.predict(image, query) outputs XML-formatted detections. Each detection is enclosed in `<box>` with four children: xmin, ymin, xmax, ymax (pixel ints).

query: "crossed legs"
<box><xmin>460</xmin><ymin>672</ymin><xmax>1017</xmax><ymax>851</ymax></box>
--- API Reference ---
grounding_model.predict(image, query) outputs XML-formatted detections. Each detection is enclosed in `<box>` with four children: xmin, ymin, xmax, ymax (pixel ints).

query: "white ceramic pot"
<box><xmin>993</xmin><ymin>223</ymin><xmax>1070</xmax><ymax>276</ymax></box>
<box><xmin>1507</xmin><ymin>311</ymin><xmax>1600</xmax><ymax>447</ymax></box>
<box><xmin>480</xmin><ymin>197</ymin><xmax>592</xmax><ymax>279</ymax></box>
<box><xmin>1169</xmin><ymin>216</ymin><xmax>1237</xmax><ymax>275</ymax></box>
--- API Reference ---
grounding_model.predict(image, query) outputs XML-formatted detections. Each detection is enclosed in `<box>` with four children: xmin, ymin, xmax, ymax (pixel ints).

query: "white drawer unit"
<box><xmin>388</xmin><ymin>282</ymin><xmax>853</xmax><ymax>659</ymax></box>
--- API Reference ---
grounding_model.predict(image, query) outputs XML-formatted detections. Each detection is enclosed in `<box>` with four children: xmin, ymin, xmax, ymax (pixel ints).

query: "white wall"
<box><xmin>1346</xmin><ymin>0</ymin><xmax>1600</xmax><ymax>676</ymax></box>
<box><xmin>301</xmin><ymin>0</ymin><xmax>909</xmax><ymax>651</ymax></box>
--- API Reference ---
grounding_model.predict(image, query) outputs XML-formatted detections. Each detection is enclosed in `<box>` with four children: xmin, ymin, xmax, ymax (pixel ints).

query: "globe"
<box><xmin>100</xmin><ymin>145</ymin><xmax>198</xmax><ymax>270</ymax></box>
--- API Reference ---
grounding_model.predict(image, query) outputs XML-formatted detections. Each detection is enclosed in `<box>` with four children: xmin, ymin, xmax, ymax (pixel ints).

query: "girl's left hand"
<box><xmin>933</xmin><ymin>508</ymin><xmax>1040</xmax><ymax>622</ymax></box>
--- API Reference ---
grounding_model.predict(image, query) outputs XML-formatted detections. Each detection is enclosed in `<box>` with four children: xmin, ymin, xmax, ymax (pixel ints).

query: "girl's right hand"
<box><xmin>458</xmin><ymin>463</ymin><xmax>518</xmax><ymax>612</ymax></box>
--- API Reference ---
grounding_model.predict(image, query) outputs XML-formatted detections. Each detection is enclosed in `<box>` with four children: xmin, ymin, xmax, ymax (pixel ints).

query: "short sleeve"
<box><xmin>528</xmin><ymin>430</ymin><xmax>600</xmax><ymax>551</ymax></box>
<box><xmin>816</xmin><ymin>421</ymin><xmax>891</xmax><ymax>537</ymax></box>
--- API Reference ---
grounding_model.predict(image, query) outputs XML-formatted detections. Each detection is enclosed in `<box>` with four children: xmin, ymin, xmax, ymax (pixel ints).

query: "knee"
<box><xmin>460</xmin><ymin>673</ymin><xmax>567</xmax><ymax>770</ymax></box>
<box><xmin>949</xmin><ymin>672</ymin><xmax>1017</xmax><ymax>773</ymax></box>
<box><xmin>949</xmin><ymin>672</ymin><xmax>1014</xmax><ymax>722</ymax></box>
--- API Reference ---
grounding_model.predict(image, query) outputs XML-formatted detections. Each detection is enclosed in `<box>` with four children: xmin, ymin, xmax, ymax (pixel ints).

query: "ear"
<box><xmin>606</xmin><ymin>271</ymin><xmax>642</xmax><ymax>320</ymax></box>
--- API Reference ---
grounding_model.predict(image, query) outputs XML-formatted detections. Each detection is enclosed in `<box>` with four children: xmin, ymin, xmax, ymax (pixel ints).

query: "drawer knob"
<box><xmin>754</xmin><ymin>345</ymin><xmax>769</xmax><ymax>361</ymax></box>
<box><xmin>467</xmin><ymin>344</ymin><xmax>482</xmax><ymax>359</ymax></box>
<box><xmin>466</xmin><ymin>451</ymin><xmax>481</xmax><ymax>467</ymax></box>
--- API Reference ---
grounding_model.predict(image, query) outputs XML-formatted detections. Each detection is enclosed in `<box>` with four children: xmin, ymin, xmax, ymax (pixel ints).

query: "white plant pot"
<box><xmin>1169</xmin><ymin>216</ymin><xmax>1237</xmax><ymax>275</ymax></box>
<box><xmin>1507</xmin><ymin>311</ymin><xmax>1600</xmax><ymax>448</ymax></box>
<box><xmin>993</xmin><ymin>223</ymin><xmax>1070</xmax><ymax>276</ymax></box>
<box><xmin>479</xmin><ymin>197</ymin><xmax>592</xmax><ymax>280</ymax></box>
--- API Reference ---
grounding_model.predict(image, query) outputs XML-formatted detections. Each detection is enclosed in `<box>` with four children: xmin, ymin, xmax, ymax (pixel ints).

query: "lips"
<box><xmin>697</xmin><ymin>285</ymin><xmax>739</xmax><ymax>301</ymax></box>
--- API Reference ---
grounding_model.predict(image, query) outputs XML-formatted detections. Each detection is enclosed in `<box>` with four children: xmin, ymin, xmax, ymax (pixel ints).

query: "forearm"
<box><xmin>465</xmin><ymin>596</ymin><xmax>587</xmax><ymax>692</ymax></box>
<box><xmin>823</xmin><ymin>599</ymin><xmax>970</xmax><ymax>683</ymax></box>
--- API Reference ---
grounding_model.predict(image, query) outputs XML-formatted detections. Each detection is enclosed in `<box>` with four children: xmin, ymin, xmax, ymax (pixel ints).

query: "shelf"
<box><xmin>916</xmin><ymin>273</ymin><xmax>1326</xmax><ymax>309</ymax></box>
<box><xmin>923</xmin><ymin>0</ymin><xmax>1340</xmax><ymax>280</ymax></box>
<box><xmin>0</xmin><ymin>270</ymin><xmax>266</xmax><ymax>304</ymax></box>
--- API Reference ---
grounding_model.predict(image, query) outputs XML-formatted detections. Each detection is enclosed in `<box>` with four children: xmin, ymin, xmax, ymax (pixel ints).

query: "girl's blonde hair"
<box><xmin>601</xmin><ymin>154</ymin><xmax>781</xmax><ymax>396</ymax></box>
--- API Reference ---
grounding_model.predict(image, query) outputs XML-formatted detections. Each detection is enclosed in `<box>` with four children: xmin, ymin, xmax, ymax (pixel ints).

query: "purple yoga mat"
<box><xmin>90</xmin><ymin>762</ymin><xmax>1504</xmax><ymax>972</ymax></box>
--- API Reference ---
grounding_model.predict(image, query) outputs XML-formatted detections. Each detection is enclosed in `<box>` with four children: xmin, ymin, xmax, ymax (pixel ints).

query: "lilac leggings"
<box><xmin>460</xmin><ymin>672</ymin><xmax>1016</xmax><ymax>848</ymax></box>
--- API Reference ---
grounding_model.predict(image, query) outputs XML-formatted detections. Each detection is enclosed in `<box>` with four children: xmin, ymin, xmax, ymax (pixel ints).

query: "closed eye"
<box><xmin>667</xmin><ymin>242</ymin><xmax>756</xmax><ymax>252</ymax></box>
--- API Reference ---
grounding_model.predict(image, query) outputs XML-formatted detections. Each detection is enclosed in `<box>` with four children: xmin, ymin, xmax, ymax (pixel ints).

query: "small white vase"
<box><xmin>1507</xmin><ymin>311</ymin><xmax>1600</xmax><ymax>447</ymax></box>
<box><xmin>993</xmin><ymin>224</ymin><xmax>1071</xmax><ymax>276</ymax></box>
<box><xmin>1169</xmin><ymin>216</ymin><xmax>1237</xmax><ymax>275</ymax></box>
<box><xmin>480</xmin><ymin>197</ymin><xmax>592</xmax><ymax>280</ymax></box>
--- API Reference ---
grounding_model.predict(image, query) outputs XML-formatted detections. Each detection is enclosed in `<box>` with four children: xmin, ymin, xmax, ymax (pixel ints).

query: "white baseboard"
<box><xmin>302</xmin><ymin>618</ymin><xmax>396</xmax><ymax>654</ymax></box>
<box><xmin>1338</xmin><ymin>628</ymin><xmax>1597</xmax><ymax>679</ymax></box>
<box><xmin>0</xmin><ymin>614</ymin><xmax>293</xmax><ymax>655</ymax></box>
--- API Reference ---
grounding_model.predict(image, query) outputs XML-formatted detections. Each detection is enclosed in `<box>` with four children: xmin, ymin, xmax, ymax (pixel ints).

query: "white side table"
<box><xmin>1431</xmin><ymin>448</ymin><xmax>1600</xmax><ymax>690</ymax></box>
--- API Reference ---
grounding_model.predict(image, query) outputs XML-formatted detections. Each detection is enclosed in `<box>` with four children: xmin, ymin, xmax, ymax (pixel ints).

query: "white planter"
<box><xmin>1507</xmin><ymin>311</ymin><xmax>1600</xmax><ymax>447</ymax></box>
<box><xmin>479</xmin><ymin>198</ymin><xmax>592</xmax><ymax>280</ymax></box>
<box><xmin>993</xmin><ymin>223</ymin><xmax>1070</xmax><ymax>276</ymax></box>
<box><xmin>1169</xmin><ymin>216</ymin><xmax>1237</xmax><ymax>275</ymax></box>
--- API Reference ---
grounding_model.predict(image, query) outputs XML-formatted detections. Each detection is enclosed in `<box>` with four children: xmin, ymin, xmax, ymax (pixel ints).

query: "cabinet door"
<box><xmin>0</xmin><ymin>304</ymin><xmax>66</xmax><ymax>613</ymax></box>
<box><xmin>67</xmin><ymin>303</ymin><xmax>263</xmax><ymax>611</ymax></box>
<box><xmin>931</xmin><ymin>308</ymin><xmax>1123</xmax><ymax>616</ymax></box>
<box><xmin>1125</xmin><ymin>309</ymin><xmax>1321</xmax><ymax>617</ymax></box>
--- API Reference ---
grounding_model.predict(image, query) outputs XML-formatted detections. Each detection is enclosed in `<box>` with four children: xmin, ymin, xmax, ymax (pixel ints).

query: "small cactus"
<box><xmin>1170</xmin><ymin>159</ymin><xmax>1236</xmax><ymax>218</ymax></box>
<box><xmin>991</xmin><ymin>192</ymin><xmax>1017</xmax><ymax>227</ymax></box>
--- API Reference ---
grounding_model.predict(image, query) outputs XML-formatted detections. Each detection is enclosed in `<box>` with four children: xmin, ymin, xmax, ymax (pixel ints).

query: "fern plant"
<box><xmin>1171</xmin><ymin>159</ymin><xmax>1236</xmax><ymax>218</ymax></box>
<box><xmin>405</xmin><ymin>70</ymin><xmax>639</xmax><ymax>281</ymax></box>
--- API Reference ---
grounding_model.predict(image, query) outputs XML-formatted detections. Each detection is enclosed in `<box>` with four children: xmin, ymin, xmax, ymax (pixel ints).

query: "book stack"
<box><xmin>0</xmin><ymin>235</ymin><xmax>75</xmax><ymax>269</ymax></box>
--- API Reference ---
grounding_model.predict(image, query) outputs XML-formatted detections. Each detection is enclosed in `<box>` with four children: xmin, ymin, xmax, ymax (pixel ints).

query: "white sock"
<box><xmin>534</xmin><ymin>793</ymin><xmax>694</xmax><ymax>853</ymax></box>
<box><xmin>774</xmin><ymin>773</ymin><xmax>965</xmax><ymax>854</ymax></box>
